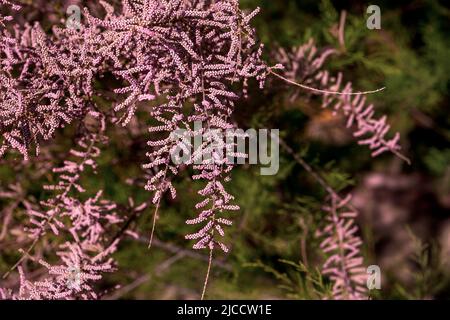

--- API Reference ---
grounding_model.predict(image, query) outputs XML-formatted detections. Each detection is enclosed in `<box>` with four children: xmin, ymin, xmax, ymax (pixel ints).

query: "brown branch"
<box><xmin>273</xmin><ymin>133</ymin><xmax>358</xmax><ymax>212</ymax></box>
<box><xmin>135</xmin><ymin>236</ymin><xmax>232</xmax><ymax>272</ymax></box>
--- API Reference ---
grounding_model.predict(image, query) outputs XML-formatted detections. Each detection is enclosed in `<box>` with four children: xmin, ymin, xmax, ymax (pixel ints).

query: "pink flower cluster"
<box><xmin>274</xmin><ymin>39</ymin><xmax>408</xmax><ymax>162</ymax></box>
<box><xmin>317</xmin><ymin>195</ymin><xmax>367</xmax><ymax>300</ymax></box>
<box><xmin>1</xmin><ymin>120</ymin><xmax>122</xmax><ymax>299</ymax></box>
<box><xmin>0</xmin><ymin>1</ymin><xmax>408</xmax><ymax>300</ymax></box>
<box><xmin>1</xmin><ymin>0</ymin><xmax>270</xmax><ymax>299</ymax></box>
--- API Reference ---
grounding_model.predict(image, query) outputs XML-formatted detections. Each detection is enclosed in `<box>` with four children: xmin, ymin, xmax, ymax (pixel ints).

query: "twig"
<box><xmin>2</xmin><ymin>237</ymin><xmax>39</xmax><ymax>279</ymax></box>
<box><xmin>269</xmin><ymin>70</ymin><xmax>386</xmax><ymax>96</ymax></box>
<box><xmin>105</xmin><ymin>251</ymin><xmax>186</xmax><ymax>300</ymax></box>
<box><xmin>273</xmin><ymin>133</ymin><xmax>358</xmax><ymax>212</ymax></box>
<box><xmin>338</xmin><ymin>10</ymin><xmax>347</xmax><ymax>50</ymax></box>
<box><xmin>201</xmin><ymin>248</ymin><xmax>213</xmax><ymax>300</ymax></box>
<box><xmin>136</xmin><ymin>236</ymin><xmax>232</xmax><ymax>272</ymax></box>
<box><xmin>107</xmin><ymin>201</ymin><xmax>148</xmax><ymax>248</ymax></box>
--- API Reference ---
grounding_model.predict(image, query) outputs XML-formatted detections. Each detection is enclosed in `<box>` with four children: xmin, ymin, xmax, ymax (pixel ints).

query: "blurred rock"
<box><xmin>353</xmin><ymin>172</ymin><xmax>449</xmax><ymax>285</ymax></box>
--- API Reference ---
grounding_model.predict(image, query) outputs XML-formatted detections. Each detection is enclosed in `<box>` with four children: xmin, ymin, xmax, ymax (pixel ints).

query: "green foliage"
<box><xmin>424</xmin><ymin>148</ymin><xmax>450</xmax><ymax>176</ymax></box>
<box><xmin>245</xmin><ymin>259</ymin><xmax>331</xmax><ymax>299</ymax></box>
<box><xmin>391</xmin><ymin>229</ymin><xmax>450</xmax><ymax>300</ymax></box>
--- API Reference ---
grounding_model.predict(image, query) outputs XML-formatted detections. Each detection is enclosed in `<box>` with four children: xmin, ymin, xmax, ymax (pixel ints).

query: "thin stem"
<box><xmin>381</xmin><ymin>142</ymin><xmax>411</xmax><ymax>165</ymax></box>
<box><xmin>269</xmin><ymin>70</ymin><xmax>386</xmax><ymax>96</ymax></box>
<box><xmin>148</xmin><ymin>166</ymin><xmax>169</xmax><ymax>250</ymax></box>
<box><xmin>201</xmin><ymin>247</ymin><xmax>213</xmax><ymax>300</ymax></box>
<box><xmin>148</xmin><ymin>199</ymin><xmax>161</xmax><ymax>249</ymax></box>
<box><xmin>2</xmin><ymin>237</ymin><xmax>39</xmax><ymax>279</ymax></box>
<box><xmin>338</xmin><ymin>10</ymin><xmax>347</xmax><ymax>50</ymax></box>
<box><xmin>270</xmin><ymin>67</ymin><xmax>411</xmax><ymax>164</ymax></box>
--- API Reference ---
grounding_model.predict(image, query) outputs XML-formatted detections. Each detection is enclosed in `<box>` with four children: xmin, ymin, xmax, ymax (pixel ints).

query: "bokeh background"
<box><xmin>1</xmin><ymin>0</ymin><xmax>449</xmax><ymax>299</ymax></box>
